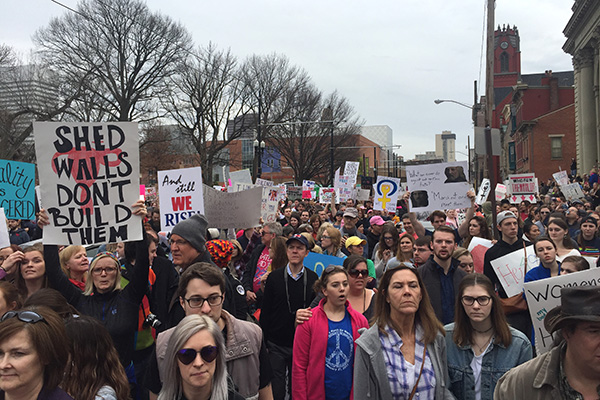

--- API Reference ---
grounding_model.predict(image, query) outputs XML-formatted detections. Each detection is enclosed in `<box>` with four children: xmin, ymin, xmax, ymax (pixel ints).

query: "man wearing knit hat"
<box><xmin>165</xmin><ymin>214</ymin><xmax>247</xmax><ymax>327</ymax></box>
<box><xmin>495</xmin><ymin>286</ymin><xmax>600</xmax><ymax>399</ymax></box>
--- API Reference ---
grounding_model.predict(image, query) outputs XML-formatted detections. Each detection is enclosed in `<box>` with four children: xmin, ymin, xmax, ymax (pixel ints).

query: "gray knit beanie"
<box><xmin>171</xmin><ymin>214</ymin><xmax>208</xmax><ymax>252</ymax></box>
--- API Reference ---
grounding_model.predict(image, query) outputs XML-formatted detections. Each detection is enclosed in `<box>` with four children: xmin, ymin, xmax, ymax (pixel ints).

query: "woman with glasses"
<box><xmin>292</xmin><ymin>265</ymin><xmax>368</xmax><ymax>400</ymax></box>
<box><xmin>158</xmin><ymin>314</ymin><xmax>244</xmax><ymax>400</ymax></box>
<box><xmin>320</xmin><ymin>226</ymin><xmax>346</xmax><ymax>258</ymax></box>
<box><xmin>445</xmin><ymin>274</ymin><xmax>532</xmax><ymax>400</ymax></box>
<box><xmin>39</xmin><ymin>201</ymin><xmax>149</xmax><ymax>392</ymax></box>
<box><xmin>0</xmin><ymin>307</ymin><xmax>72</xmax><ymax>399</ymax></box>
<box><xmin>373</xmin><ymin>225</ymin><xmax>399</xmax><ymax>279</ymax></box>
<box><xmin>62</xmin><ymin>315</ymin><xmax>130</xmax><ymax>400</ymax></box>
<box><xmin>354</xmin><ymin>265</ymin><xmax>454</xmax><ymax>399</ymax></box>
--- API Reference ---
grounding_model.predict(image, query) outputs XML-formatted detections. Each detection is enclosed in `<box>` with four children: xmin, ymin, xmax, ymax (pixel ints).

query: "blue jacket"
<box><xmin>444</xmin><ymin>323</ymin><xmax>532</xmax><ymax>400</ymax></box>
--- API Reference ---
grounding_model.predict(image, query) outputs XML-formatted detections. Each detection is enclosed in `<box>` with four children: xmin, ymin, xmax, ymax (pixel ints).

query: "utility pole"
<box><xmin>485</xmin><ymin>0</ymin><xmax>498</xmax><ymax>238</ymax></box>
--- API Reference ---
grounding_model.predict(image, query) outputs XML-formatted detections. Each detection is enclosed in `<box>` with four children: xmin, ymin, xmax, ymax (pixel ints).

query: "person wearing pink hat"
<box><xmin>365</xmin><ymin>215</ymin><xmax>385</xmax><ymax>259</ymax></box>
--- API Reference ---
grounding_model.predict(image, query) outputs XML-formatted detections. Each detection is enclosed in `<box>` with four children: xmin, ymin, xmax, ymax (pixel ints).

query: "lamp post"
<box><xmin>321</xmin><ymin>107</ymin><xmax>335</xmax><ymax>185</ymax></box>
<box><xmin>253</xmin><ymin>139</ymin><xmax>265</xmax><ymax>179</ymax></box>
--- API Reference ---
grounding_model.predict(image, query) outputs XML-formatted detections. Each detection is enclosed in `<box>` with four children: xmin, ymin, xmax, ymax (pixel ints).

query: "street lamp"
<box><xmin>434</xmin><ymin>99</ymin><xmax>474</xmax><ymax>109</ymax></box>
<box><xmin>253</xmin><ymin>139</ymin><xmax>265</xmax><ymax>178</ymax></box>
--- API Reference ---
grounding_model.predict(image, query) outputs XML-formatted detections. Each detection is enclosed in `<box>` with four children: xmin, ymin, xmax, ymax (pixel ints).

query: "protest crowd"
<box><xmin>4</xmin><ymin>147</ymin><xmax>600</xmax><ymax>400</ymax></box>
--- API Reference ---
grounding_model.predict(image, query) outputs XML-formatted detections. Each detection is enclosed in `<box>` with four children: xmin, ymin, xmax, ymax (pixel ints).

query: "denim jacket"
<box><xmin>444</xmin><ymin>323</ymin><xmax>532</xmax><ymax>400</ymax></box>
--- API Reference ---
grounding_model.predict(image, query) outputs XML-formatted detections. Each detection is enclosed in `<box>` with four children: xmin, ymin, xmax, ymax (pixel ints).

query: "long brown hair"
<box><xmin>373</xmin><ymin>266</ymin><xmax>444</xmax><ymax>344</ymax></box>
<box><xmin>396</xmin><ymin>232</ymin><xmax>415</xmax><ymax>262</ymax></box>
<box><xmin>269</xmin><ymin>236</ymin><xmax>288</xmax><ymax>271</ymax></box>
<box><xmin>453</xmin><ymin>273</ymin><xmax>512</xmax><ymax>347</ymax></box>
<box><xmin>16</xmin><ymin>244</ymin><xmax>48</xmax><ymax>298</ymax></box>
<box><xmin>377</xmin><ymin>225</ymin><xmax>399</xmax><ymax>260</ymax></box>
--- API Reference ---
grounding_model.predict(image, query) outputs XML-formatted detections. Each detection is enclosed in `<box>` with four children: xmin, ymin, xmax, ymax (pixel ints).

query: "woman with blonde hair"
<box><xmin>320</xmin><ymin>226</ymin><xmax>345</xmax><ymax>258</ymax></box>
<box><xmin>59</xmin><ymin>245</ymin><xmax>89</xmax><ymax>290</ymax></box>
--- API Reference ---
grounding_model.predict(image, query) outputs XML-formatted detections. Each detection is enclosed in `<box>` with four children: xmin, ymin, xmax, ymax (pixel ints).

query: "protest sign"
<box><xmin>467</xmin><ymin>237</ymin><xmax>494</xmax><ymax>274</ymax></box>
<box><xmin>356</xmin><ymin>188</ymin><xmax>371</xmax><ymax>201</ymax></box>
<box><xmin>475</xmin><ymin>178</ymin><xmax>491</xmax><ymax>205</ymax></box>
<box><xmin>334</xmin><ymin>175</ymin><xmax>353</xmax><ymax>189</ymax></box>
<box><xmin>255</xmin><ymin>178</ymin><xmax>274</xmax><ymax>187</ymax></box>
<box><xmin>287</xmin><ymin>186</ymin><xmax>303</xmax><ymax>200</ymax></box>
<box><xmin>0</xmin><ymin>160</ymin><xmax>36</xmax><ymax>220</ymax></box>
<box><xmin>302</xmin><ymin>180</ymin><xmax>316</xmax><ymax>199</ymax></box>
<box><xmin>406</xmin><ymin>161</ymin><xmax>470</xmax><ymax>212</ymax></box>
<box><xmin>561</xmin><ymin>183</ymin><xmax>585</xmax><ymax>201</ymax></box>
<box><xmin>524</xmin><ymin>268</ymin><xmax>600</xmax><ymax>354</ymax></box>
<box><xmin>508</xmin><ymin>173</ymin><xmax>538</xmax><ymax>203</ymax></box>
<box><xmin>373</xmin><ymin>176</ymin><xmax>401</xmax><ymax>213</ymax></box>
<box><xmin>338</xmin><ymin>187</ymin><xmax>355</xmax><ymax>203</ymax></box>
<box><xmin>34</xmin><ymin>122</ymin><xmax>141</xmax><ymax>245</ymax></box>
<box><xmin>319</xmin><ymin>187</ymin><xmax>339</xmax><ymax>204</ymax></box>
<box><xmin>495</xmin><ymin>183</ymin><xmax>507</xmax><ymax>201</ymax></box>
<box><xmin>158</xmin><ymin>167</ymin><xmax>204</xmax><ymax>232</ymax></box>
<box><xmin>261</xmin><ymin>187</ymin><xmax>280</xmax><ymax>223</ymax></box>
<box><xmin>303</xmin><ymin>252</ymin><xmax>345</xmax><ymax>276</ymax></box>
<box><xmin>490</xmin><ymin>245</ymin><xmax>539</xmax><ymax>297</ymax></box>
<box><xmin>277</xmin><ymin>184</ymin><xmax>287</xmax><ymax>201</ymax></box>
<box><xmin>583</xmin><ymin>256</ymin><xmax>598</xmax><ymax>269</ymax></box>
<box><xmin>203</xmin><ymin>185</ymin><xmax>262</xmax><ymax>229</ymax></box>
<box><xmin>229</xmin><ymin>169</ymin><xmax>253</xmax><ymax>185</ymax></box>
<box><xmin>0</xmin><ymin>209</ymin><xmax>9</xmax><ymax>249</ymax></box>
<box><xmin>552</xmin><ymin>170</ymin><xmax>569</xmax><ymax>186</ymax></box>
<box><xmin>344</xmin><ymin>161</ymin><xmax>360</xmax><ymax>185</ymax></box>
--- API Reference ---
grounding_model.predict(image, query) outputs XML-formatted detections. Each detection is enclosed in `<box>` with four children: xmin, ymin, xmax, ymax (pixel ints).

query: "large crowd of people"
<box><xmin>2</xmin><ymin>173</ymin><xmax>600</xmax><ymax>399</ymax></box>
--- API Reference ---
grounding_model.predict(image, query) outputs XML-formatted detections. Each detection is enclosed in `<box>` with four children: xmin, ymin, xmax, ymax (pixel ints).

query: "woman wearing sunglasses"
<box><xmin>292</xmin><ymin>265</ymin><xmax>368</xmax><ymax>400</ymax></box>
<box><xmin>158</xmin><ymin>314</ymin><xmax>243</xmax><ymax>400</ymax></box>
<box><xmin>0</xmin><ymin>307</ymin><xmax>72</xmax><ymax>399</ymax></box>
<box><xmin>445</xmin><ymin>274</ymin><xmax>532</xmax><ymax>400</ymax></box>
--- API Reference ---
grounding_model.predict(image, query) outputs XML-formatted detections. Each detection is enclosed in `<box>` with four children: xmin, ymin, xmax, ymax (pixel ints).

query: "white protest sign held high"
<box><xmin>0</xmin><ymin>209</ymin><xmax>9</xmax><ymax>249</ymax></box>
<box><xmin>475</xmin><ymin>178</ymin><xmax>491</xmax><ymax>205</ymax></box>
<box><xmin>319</xmin><ymin>187</ymin><xmax>339</xmax><ymax>204</ymax></box>
<box><xmin>524</xmin><ymin>268</ymin><xmax>600</xmax><ymax>354</ymax></box>
<box><xmin>495</xmin><ymin>183</ymin><xmax>507</xmax><ymax>201</ymax></box>
<box><xmin>356</xmin><ymin>188</ymin><xmax>371</xmax><ymax>201</ymax></box>
<box><xmin>406</xmin><ymin>161</ymin><xmax>470</xmax><ymax>212</ymax></box>
<box><xmin>157</xmin><ymin>167</ymin><xmax>204</xmax><ymax>232</ymax></box>
<box><xmin>373</xmin><ymin>176</ymin><xmax>401</xmax><ymax>213</ymax></box>
<box><xmin>203</xmin><ymin>185</ymin><xmax>262</xmax><ymax>229</ymax></box>
<box><xmin>561</xmin><ymin>183</ymin><xmax>585</xmax><ymax>201</ymax></box>
<box><xmin>334</xmin><ymin>175</ymin><xmax>352</xmax><ymax>188</ymax></box>
<box><xmin>255</xmin><ymin>178</ymin><xmax>274</xmax><ymax>187</ymax></box>
<box><xmin>508</xmin><ymin>173</ymin><xmax>538</xmax><ymax>203</ymax></box>
<box><xmin>490</xmin><ymin>245</ymin><xmax>539</xmax><ymax>297</ymax></box>
<box><xmin>338</xmin><ymin>187</ymin><xmax>355</xmax><ymax>203</ymax></box>
<box><xmin>261</xmin><ymin>187</ymin><xmax>281</xmax><ymax>223</ymax></box>
<box><xmin>552</xmin><ymin>170</ymin><xmax>569</xmax><ymax>186</ymax></box>
<box><xmin>344</xmin><ymin>161</ymin><xmax>360</xmax><ymax>185</ymax></box>
<box><xmin>34</xmin><ymin>122</ymin><xmax>141</xmax><ymax>245</ymax></box>
<box><xmin>229</xmin><ymin>169</ymin><xmax>253</xmax><ymax>185</ymax></box>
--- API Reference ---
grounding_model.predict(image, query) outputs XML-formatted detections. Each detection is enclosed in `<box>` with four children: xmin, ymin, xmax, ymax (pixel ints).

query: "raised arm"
<box><xmin>403</xmin><ymin>192</ymin><xmax>425</xmax><ymax>237</ymax></box>
<box><xmin>458</xmin><ymin>190</ymin><xmax>476</xmax><ymax>239</ymax></box>
<box><xmin>44</xmin><ymin>244</ymin><xmax>83</xmax><ymax>306</ymax></box>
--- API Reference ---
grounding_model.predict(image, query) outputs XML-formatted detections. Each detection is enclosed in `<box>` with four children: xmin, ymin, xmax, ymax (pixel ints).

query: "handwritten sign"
<box><xmin>373</xmin><ymin>176</ymin><xmax>401</xmax><ymax>213</ymax></box>
<box><xmin>0</xmin><ymin>209</ymin><xmax>9</xmax><ymax>248</ymax></box>
<box><xmin>287</xmin><ymin>186</ymin><xmax>303</xmax><ymax>201</ymax></box>
<box><xmin>303</xmin><ymin>252</ymin><xmax>345</xmax><ymax>276</ymax></box>
<box><xmin>475</xmin><ymin>178</ymin><xmax>491</xmax><ymax>205</ymax></box>
<box><xmin>490</xmin><ymin>245</ymin><xmax>539</xmax><ymax>297</ymax></box>
<box><xmin>334</xmin><ymin>175</ymin><xmax>353</xmax><ymax>189</ymax></box>
<box><xmin>261</xmin><ymin>187</ymin><xmax>280</xmax><ymax>223</ymax></box>
<box><xmin>0</xmin><ymin>160</ymin><xmax>35</xmax><ymax>220</ymax></box>
<box><xmin>344</xmin><ymin>161</ymin><xmax>360</xmax><ymax>185</ymax></box>
<box><xmin>302</xmin><ymin>180</ymin><xmax>316</xmax><ymax>200</ymax></box>
<box><xmin>524</xmin><ymin>268</ymin><xmax>600</xmax><ymax>354</ymax></box>
<box><xmin>552</xmin><ymin>170</ymin><xmax>569</xmax><ymax>186</ymax></box>
<box><xmin>406</xmin><ymin>161</ymin><xmax>470</xmax><ymax>212</ymax></box>
<box><xmin>338</xmin><ymin>187</ymin><xmax>355</xmax><ymax>203</ymax></box>
<box><xmin>356</xmin><ymin>188</ymin><xmax>371</xmax><ymax>201</ymax></box>
<box><xmin>34</xmin><ymin>122</ymin><xmax>141</xmax><ymax>245</ymax></box>
<box><xmin>158</xmin><ymin>167</ymin><xmax>204</xmax><ymax>232</ymax></box>
<box><xmin>467</xmin><ymin>237</ymin><xmax>493</xmax><ymax>274</ymax></box>
<box><xmin>495</xmin><ymin>183</ymin><xmax>507</xmax><ymax>201</ymax></box>
<box><xmin>203</xmin><ymin>185</ymin><xmax>262</xmax><ymax>229</ymax></box>
<box><xmin>319</xmin><ymin>187</ymin><xmax>339</xmax><ymax>204</ymax></box>
<box><xmin>508</xmin><ymin>173</ymin><xmax>538</xmax><ymax>203</ymax></box>
<box><xmin>255</xmin><ymin>178</ymin><xmax>274</xmax><ymax>187</ymax></box>
<box><xmin>561</xmin><ymin>183</ymin><xmax>585</xmax><ymax>201</ymax></box>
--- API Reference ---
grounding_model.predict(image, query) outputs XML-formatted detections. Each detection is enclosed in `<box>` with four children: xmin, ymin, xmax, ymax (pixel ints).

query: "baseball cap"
<box><xmin>497</xmin><ymin>210</ymin><xmax>518</xmax><ymax>225</ymax></box>
<box><xmin>345</xmin><ymin>236</ymin><xmax>367</xmax><ymax>249</ymax></box>
<box><xmin>286</xmin><ymin>234</ymin><xmax>309</xmax><ymax>249</ymax></box>
<box><xmin>369</xmin><ymin>216</ymin><xmax>385</xmax><ymax>226</ymax></box>
<box><xmin>343</xmin><ymin>207</ymin><xmax>359</xmax><ymax>218</ymax></box>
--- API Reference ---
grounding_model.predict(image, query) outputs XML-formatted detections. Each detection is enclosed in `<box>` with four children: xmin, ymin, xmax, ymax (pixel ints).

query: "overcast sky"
<box><xmin>1</xmin><ymin>0</ymin><xmax>574</xmax><ymax>160</ymax></box>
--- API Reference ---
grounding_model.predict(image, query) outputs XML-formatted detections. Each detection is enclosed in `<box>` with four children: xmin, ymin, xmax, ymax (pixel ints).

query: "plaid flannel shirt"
<box><xmin>379</xmin><ymin>323</ymin><xmax>436</xmax><ymax>400</ymax></box>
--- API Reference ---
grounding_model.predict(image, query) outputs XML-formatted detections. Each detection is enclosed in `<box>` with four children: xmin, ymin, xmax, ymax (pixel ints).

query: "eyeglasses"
<box><xmin>348</xmin><ymin>268</ymin><xmax>369</xmax><ymax>278</ymax></box>
<box><xmin>169</xmin><ymin>239</ymin><xmax>189</xmax><ymax>247</ymax></box>
<box><xmin>1</xmin><ymin>310</ymin><xmax>47</xmax><ymax>324</ymax></box>
<box><xmin>321</xmin><ymin>235</ymin><xmax>332</xmax><ymax>240</ymax></box>
<box><xmin>261</xmin><ymin>230</ymin><xmax>272</xmax><ymax>236</ymax></box>
<box><xmin>540</xmin><ymin>211</ymin><xmax>550</xmax><ymax>215</ymax></box>
<box><xmin>383</xmin><ymin>236</ymin><xmax>395</xmax><ymax>241</ymax></box>
<box><xmin>461</xmin><ymin>296</ymin><xmax>491</xmax><ymax>306</ymax></box>
<box><xmin>182</xmin><ymin>295</ymin><xmax>224</xmax><ymax>308</ymax></box>
<box><xmin>176</xmin><ymin>345</ymin><xmax>218</xmax><ymax>365</ymax></box>
<box><xmin>92</xmin><ymin>267</ymin><xmax>118</xmax><ymax>275</ymax></box>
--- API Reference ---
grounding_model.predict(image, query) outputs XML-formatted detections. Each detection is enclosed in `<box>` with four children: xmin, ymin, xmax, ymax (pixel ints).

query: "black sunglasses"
<box><xmin>1</xmin><ymin>310</ymin><xmax>47</xmax><ymax>324</ymax></box>
<box><xmin>176</xmin><ymin>345</ymin><xmax>218</xmax><ymax>365</ymax></box>
<box><xmin>348</xmin><ymin>268</ymin><xmax>369</xmax><ymax>278</ymax></box>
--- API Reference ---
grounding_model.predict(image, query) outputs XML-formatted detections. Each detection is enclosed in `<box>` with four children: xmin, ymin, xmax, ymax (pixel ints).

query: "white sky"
<box><xmin>0</xmin><ymin>0</ymin><xmax>574</xmax><ymax>160</ymax></box>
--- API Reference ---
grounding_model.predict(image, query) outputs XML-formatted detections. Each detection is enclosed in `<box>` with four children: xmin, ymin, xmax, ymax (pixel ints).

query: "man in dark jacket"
<box><xmin>417</xmin><ymin>225</ymin><xmax>466</xmax><ymax>324</ymax></box>
<box><xmin>366</xmin><ymin>215</ymin><xmax>384</xmax><ymax>259</ymax></box>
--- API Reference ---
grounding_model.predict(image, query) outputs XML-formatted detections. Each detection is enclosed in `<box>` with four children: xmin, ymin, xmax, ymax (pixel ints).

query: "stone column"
<box><xmin>575</xmin><ymin>48</ymin><xmax>597</xmax><ymax>173</ymax></box>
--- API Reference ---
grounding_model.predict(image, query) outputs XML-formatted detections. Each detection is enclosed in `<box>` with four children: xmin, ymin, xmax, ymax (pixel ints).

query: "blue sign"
<box><xmin>304</xmin><ymin>252</ymin><xmax>345</xmax><ymax>276</ymax></box>
<box><xmin>0</xmin><ymin>160</ymin><xmax>36</xmax><ymax>220</ymax></box>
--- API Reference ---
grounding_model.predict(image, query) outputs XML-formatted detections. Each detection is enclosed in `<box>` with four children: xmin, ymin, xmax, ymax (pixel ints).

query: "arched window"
<box><xmin>500</xmin><ymin>52</ymin><xmax>509</xmax><ymax>72</ymax></box>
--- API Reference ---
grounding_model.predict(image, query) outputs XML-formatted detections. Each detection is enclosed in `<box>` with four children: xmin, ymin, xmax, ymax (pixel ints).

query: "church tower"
<box><xmin>494</xmin><ymin>24</ymin><xmax>521</xmax><ymax>87</ymax></box>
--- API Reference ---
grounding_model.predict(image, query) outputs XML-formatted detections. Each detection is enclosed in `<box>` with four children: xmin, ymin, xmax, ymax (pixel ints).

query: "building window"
<box><xmin>500</xmin><ymin>52</ymin><xmax>509</xmax><ymax>73</ymax></box>
<box><xmin>551</xmin><ymin>137</ymin><xmax>562</xmax><ymax>159</ymax></box>
<box><xmin>241</xmin><ymin>139</ymin><xmax>254</xmax><ymax>170</ymax></box>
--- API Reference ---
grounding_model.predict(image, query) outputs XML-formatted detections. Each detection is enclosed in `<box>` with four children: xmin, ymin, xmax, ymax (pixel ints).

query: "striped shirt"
<box><xmin>379</xmin><ymin>323</ymin><xmax>436</xmax><ymax>400</ymax></box>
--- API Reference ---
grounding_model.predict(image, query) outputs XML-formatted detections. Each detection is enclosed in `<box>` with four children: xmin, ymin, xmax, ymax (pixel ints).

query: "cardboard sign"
<box><xmin>373</xmin><ymin>176</ymin><xmax>401</xmax><ymax>213</ymax></box>
<box><xmin>490</xmin><ymin>245</ymin><xmax>539</xmax><ymax>297</ymax></box>
<box><xmin>508</xmin><ymin>173</ymin><xmax>538</xmax><ymax>203</ymax></box>
<box><xmin>303</xmin><ymin>252</ymin><xmax>345</xmax><ymax>276</ymax></box>
<box><xmin>157</xmin><ymin>167</ymin><xmax>204</xmax><ymax>232</ymax></box>
<box><xmin>255</xmin><ymin>178</ymin><xmax>274</xmax><ymax>187</ymax></box>
<box><xmin>261</xmin><ymin>187</ymin><xmax>281</xmax><ymax>223</ymax></box>
<box><xmin>524</xmin><ymin>268</ymin><xmax>600</xmax><ymax>354</ymax></box>
<box><xmin>0</xmin><ymin>160</ymin><xmax>36</xmax><ymax>220</ymax></box>
<box><xmin>203</xmin><ymin>185</ymin><xmax>262</xmax><ymax>229</ymax></box>
<box><xmin>319</xmin><ymin>187</ymin><xmax>339</xmax><ymax>204</ymax></box>
<box><xmin>344</xmin><ymin>161</ymin><xmax>360</xmax><ymax>185</ymax></box>
<box><xmin>229</xmin><ymin>169</ymin><xmax>252</xmax><ymax>185</ymax></box>
<box><xmin>561</xmin><ymin>183</ymin><xmax>585</xmax><ymax>201</ymax></box>
<box><xmin>475</xmin><ymin>178</ymin><xmax>491</xmax><ymax>205</ymax></box>
<box><xmin>406</xmin><ymin>161</ymin><xmax>470</xmax><ymax>212</ymax></box>
<box><xmin>287</xmin><ymin>186</ymin><xmax>303</xmax><ymax>201</ymax></box>
<box><xmin>0</xmin><ymin>208</ymin><xmax>9</xmax><ymax>248</ymax></box>
<box><xmin>34</xmin><ymin>122</ymin><xmax>141</xmax><ymax>245</ymax></box>
<box><xmin>467</xmin><ymin>237</ymin><xmax>494</xmax><ymax>274</ymax></box>
<box><xmin>356</xmin><ymin>188</ymin><xmax>371</xmax><ymax>201</ymax></box>
<box><xmin>495</xmin><ymin>183</ymin><xmax>507</xmax><ymax>201</ymax></box>
<box><xmin>552</xmin><ymin>170</ymin><xmax>569</xmax><ymax>186</ymax></box>
<box><xmin>338</xmin><ymin>187</ymin><xmax>355</xmax><ymax>203</ymax></box>
<box><xmin>334</xmin><ymin>175</ymin><xmax>353</xmax><ymax>188</ymax></box>
<box><xmin>302</xmin><ymin>180</ymin><xmax>316</xmax><ymax>199</ymax></box>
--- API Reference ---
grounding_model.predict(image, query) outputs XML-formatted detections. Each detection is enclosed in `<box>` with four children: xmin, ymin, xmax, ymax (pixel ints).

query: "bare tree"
<box><xmin>139</xmin><ymin>123</ymin><xmax>176</xmax><ymax>186</ymax></box>
<box><xmin>34</xmin><ymin>0</ymin><xmax>192</xmax><ymax>122</ymax></box>
<box><xmin>163</xmin><ymin>44</ymin><xmax>251</xmax><ymax>185</ymax></box>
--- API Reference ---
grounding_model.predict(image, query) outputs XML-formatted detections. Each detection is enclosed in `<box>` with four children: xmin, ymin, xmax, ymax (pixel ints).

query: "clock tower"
<box><xmin>494</xmin><ymin>24</ymin><xmax>521</xmax><ymax>87</ymax></box>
